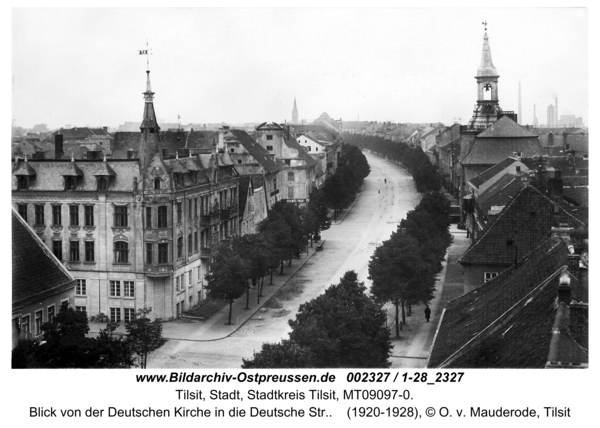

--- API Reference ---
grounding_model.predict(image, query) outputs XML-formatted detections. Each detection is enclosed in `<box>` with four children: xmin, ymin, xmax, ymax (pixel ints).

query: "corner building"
<box><xmin>12</xmin><ymin>69</ymin><xmax>239</xmax><ymax>321</ymax></box>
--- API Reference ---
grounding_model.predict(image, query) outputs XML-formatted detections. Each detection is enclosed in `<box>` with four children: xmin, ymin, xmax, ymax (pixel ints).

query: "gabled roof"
<box><xmin>93</xmin><ymin>159</ymin><xmax>116</xmax><ymax>176</ymax></box>
<box><xmin>461</xmin><ymin>135</ymin><xmax>545</xmax><ymax>166</ymax></box>
<box><xmin>476</xmin><ymin>173</ymin><xmax>525</xmax><ymax>214</ymax></box>
<box><xmin>228</xmin><ymin>129</ymin><xmax>284</xmax><ymax>174</ymax></box>
<box><xmin>12</xmin><ymin>209</ymin><xmax>75</xmax><ymax>310</ymax></box>
<box><xmin>459</xmin><ymin>185</ymin><xmax>585</xmax><ymax>265</ymax></box>
<box><xmin>429</xmin><ymin>237</ymin><xmax>587</xmax><ymax>368</ymax></box>
<box><xmin>469</xmin><ymin>157</ymin><xmax>519</xmax><ymax>189</ymax></box>
<box><xmin>238</xmin><ymin>176</ymin><xmax>253</xmax><ymax>221</ymax></box>
<box><xmin>283</xmin><ymin>134</ymin><xmax>319</xmax><ymax>168</ymax></box>
<box><xmin>476</xmin><ymin>115</ymin><xmax>537</xmax><ymax>138</ymax></box>
<box><xmin>61</xmin><ymin>159</ymin><xmax>84</xmax><ymax>176</ymax></box>
<box><xmin>12</xmin><ymin>159</ymin><xmax>37</xmax><ymax>176</ymax></box>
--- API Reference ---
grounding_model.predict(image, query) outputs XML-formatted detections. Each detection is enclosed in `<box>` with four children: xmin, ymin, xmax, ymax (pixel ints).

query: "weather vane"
<box><xmin>482</xmin><ymin>21</ymin><xmax>488</xmax><ymax>31</ymax></box>
<box><xmin>139</xmin><ymin>39</ymin><xmax>153</xmax><ymax>70</ymax></box>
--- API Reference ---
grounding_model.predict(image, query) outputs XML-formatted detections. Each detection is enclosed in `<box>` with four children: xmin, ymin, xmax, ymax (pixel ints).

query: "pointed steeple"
<box><xmin>292</xmin><ymin>97</ymin><xmax>299</xmax><ymax>124</ymax></box>
<box><xmin>140</xmin><ymin>70</ymin><xmax>161</xmax><ymax>133</ymax></box>
<box><xmin>477</xmin><ymin>32</ymin><xmax>498</xmax><ymax>77</ymax></box>
<box><xmin>139</xmin><ymin>68</ymin><xmax>163</xmax><ymax>172</ymax></box>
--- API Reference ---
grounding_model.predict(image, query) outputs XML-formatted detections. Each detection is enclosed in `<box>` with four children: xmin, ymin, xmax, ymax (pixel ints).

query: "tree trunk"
<box><xmin>260</xmin><ymin>277</ymin><xmax>264</xmax><ymax>296</ymax></box>
<box><xmin>395</xmin><ymin>303</ymin><xmax>400</xmax><ymax>338</ymax></box>
<box><xmin>408</xmin><ymin>304</ymin><xmax>412</xmax><ymax>316</ymax></box>
<box><xmin>245</xmin><ymin>281</ymin><xmax>250</xmax><ymax>309</ymax></box>
<box><xmin>227</xmin><ymin>300</ymin><xmax>233</xmax><ymax>325</ymax></box>
<box><xmin>401</xmin><ymin>301</ymin><xmax>406</xmax><ymax>325</ymax></box>
<box><xmin>255</xmin><ymin>278</ymin><xmax>260</xmax><ymax>304</ymax></box>
<box><xmin>280</xmin><ymin>259</ymin><xmax>284</xmax><ymax>275</ymax></box>
<box><xmin>270</xmin><ymin>269</ymin><xmax>273</xmax><ymax>285</ymax></box>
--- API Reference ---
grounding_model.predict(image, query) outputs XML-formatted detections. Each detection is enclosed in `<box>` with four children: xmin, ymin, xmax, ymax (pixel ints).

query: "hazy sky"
<box><xmin>12</xmin><ymin>7</ymin><xmax>588</xmax><ymax>129</ymax></box>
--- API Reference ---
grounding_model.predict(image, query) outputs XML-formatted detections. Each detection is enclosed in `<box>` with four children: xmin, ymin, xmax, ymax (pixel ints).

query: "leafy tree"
<box><xmin>241</xmin><ymin>340</ymin><xmax>313</xmax><ymax>368</ymax></box>
<box><xmin>369</xmin><ymin>231</ymin><xmax>434</xmax><ymax>338</ymax></box>
<box><xmin>268</xmin><ymin>200</ymin><xmax>309</xmax><ymax>262</ymax></box>
<box><xmin>205</xmin><ymin>243</ymin><xmax>250</xmax><ymax>325</ymax></box>
<box><xmin>307</xmin><ymin>188</ymin><xmax>331</xmax><ymax>241</ymax></box>
<box><xmin>258</xmin><ymin>216</ymin><xmax>292</xmax><ymax>275</ymax></box>
<box><xmin>95</xmin><ymin>322</ymin><xmax>134</xmax><ymax>368</ymax></box>
<box><xmin>242</xmin><ymin>271</ymin><xmax>391</xmax><ymax>368</ymax></box>
<box><xmin>233</xmin><ymin>234</ymin><xmax>271</xmax><ymax>307</ymax></box>
<box><xmin>125</xmin><ymin>308</ymin><xmax>166</xmax><ymax>369</ymax></box>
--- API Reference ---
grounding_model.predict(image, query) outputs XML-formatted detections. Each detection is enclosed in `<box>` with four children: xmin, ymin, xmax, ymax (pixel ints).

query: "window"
<box><xmin>188</xmin><ymin>233</ymin><xmax>193</xmax><ymax>255</ymax></box>
<box><xmin>47</xmin><ymin>305</ymin><xmax>55</xmax><ymax>323</ymax></box>
<box><xmin>237</xmin><ymin>159</ymin><xmax>242</xmax><ymax>164</ymax></box>
<box><xmin>69</xmin><ymin>205</ymin><xmax>79</xmax><ymax>226</ymax></box>
<box><xmin>64</xmin><ymin>176</ymin><xmax>77</xmax><ymax>191</ymax></box>
<box><xmin>288</xmin><ymin>187</ymin><xmax>294</xmax><ymax>199</ymax></box>
<box><xmin>154</xmin><ymin>178</ymin><xmax>161</xmax><ymax>190</ymax></box>
<box><xmin>110</xmin><ymin>307</ymin><xmax>121</xmax><ymax>323</ymax></box>
<box><xmin>189</xmin><ymin>271</ymin><xmax>192</xmax><ymax>286</ymax></box>
<box><xmin>266</xmin><ymin>145</ymin><xmax>273</xmax><ymax>151</ymax></box>
<box><xmin>189</xmin><ymin>296</ymin><xmax>193</xmax><ymax>308</ymax></box>
<box><xmin>124</xmin><ymin>308</ymin><xmax>135</xmax><ymax>323</ymax></box>
<box><xmin>85</xmin><ymin>241</ymin><xmax>94</xmax><ymax>262</ymax></box>
<box><xmin>17</xmin><ymin>176</ymin><xmax>29</xmax><ymax>190</ymax></box>
<box><xmin>35</xmin><ymin>310</ymin><xmax>43</xmax><ymax>336</ymax></box>
<box><xmin>188</xmin><ymin>199</ymin><xmax>193</xmax><ymax>220</ymax></box>
<box><xmin>273</xmin><ymin>178</ymin><xmax>277</xmax><ymax>190</ymax></box>
<box><xmin>146</xmin><ymin>207</ymin><xmax>152</xmax><ymax>227</ymax></box>
<box><xmin>97</xmin><ymin>177</ymin><xmax>107</xmax><ymax>191</ymax></box>
<box><xmin>158</xmin><ymin>206</ymin><xmax>168</xmax><ymax>228</ymax></box>
<box><xmin>52</xmin><ymin>241</ymin><xmax>62</xmax><ymax>260</ymax></box>
<box><xmin>114</xmin><ymin>242</ymin><xmax>129</xmax><ymax>264</ymax></box>
<box><xmin>146</xmin><ymin>243</ymin><xmax>153</xmax><ymax>264</ymax></box>
<box><xmin>288</xmin><ymin>172</ymin><xmax>294</xmax><ymax>181</ymax></box>
<box><xmin>266</xmin><ymin>135</ymin><xmax>273</xmax><ymax>140</ymax></box>
<box><xmin>197</xmin><ymin>266</ymin><xmax>201</xmax><ymax>282</ymax></box>
<box><xmin>84</xmin><ymin>205</ymin><xmax>94</xmax><ymax>226</ymax></box>
<box><xmin>124</xmin><ymin>281</ymin><xmax>135</xmax><ymax>298</ymax></box>
<box><xmin>17</xmin><ymin>204</ymin><xmax>27</xmax><ymax>222</ymax></box>
<box><xmin>175</xmin><ymin>276</ymin><xmax>180</xmax><ymax>292</ymax></box>
<box><xmin>70</xmin><ymin>241</ymin><xmax>80</xmax><ymax>261</ymax></box>
<box><xmin>110</xmin><ymin>280</ymin><xmax>121</xmax><ymax>297</ymax></box>
<box><xmin>21</xmin><ymin>315</ymin><xmax>30</xmax><ymax>338</ymax></box>
<box><xmin>177</xmin><ymin>236</ymin><xmax>183</xmax><ymax>259</ymax></box>
<box><xmin>177</xmin><ymin>202</ymin><xmax>182</xmax><ymax>223</ymax></box>
<box><xmin>75</xmin><ymin>306</ymin><xmax>86</xmax><ymax>314</ymax></box>
<box><xmin>52</xmin><ymin>205</ymin><xmax>62</xmax><ymax>226</ymax></box>
<box><xmin>484</xmin><ymin>272</ymin><xmax>498</xmax><ymax>282</ymax></box>
<box><xmin>76</xmin><ymin>279</ymin><xmax>86</xmax><ymax>296</ymax></box>
<box><xmin>194</xmin><ymin>231</ymin><xmax>198</xmax><ymax>252</ymax></box>
<box><xmin>307</xmin><ymin>146</ymin><xmax>311</xmax><ymax>152</ymax></box>
<box><xmin>194</xmin><ymin>198</ymin><xmax>198</xmax><ymax>218</ymax></box>
<box><xmin>158</xmin><ymin>243</ymin><xmax>169</xmax><ymax>264</ymax></box>
<box><xmin>114</xmin><ymin>205</ymin><xmax>128</xmax><ymax>227</ymax></box>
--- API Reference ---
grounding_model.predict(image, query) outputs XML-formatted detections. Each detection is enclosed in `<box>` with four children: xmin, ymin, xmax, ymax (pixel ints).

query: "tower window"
<box><xmin>266</xmin><ymin>135</ymin><xmax>273</xmax><ymax>140</ymax></box>
<box><xmin>154</xmin><ymin>178</ymin><xmax>161</xmax><ymax>189</ymax></box>
<box><xmin>266</xmin><ymin>146</ymin><xmax>273</xmax><ymax>151</ymax></box>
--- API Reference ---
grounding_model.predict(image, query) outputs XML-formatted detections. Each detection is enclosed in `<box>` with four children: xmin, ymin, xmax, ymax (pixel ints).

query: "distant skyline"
<box><xmin>12</xmin><ymin>7</ymin><xmax>588</xmax><ymax>129</ymax></box>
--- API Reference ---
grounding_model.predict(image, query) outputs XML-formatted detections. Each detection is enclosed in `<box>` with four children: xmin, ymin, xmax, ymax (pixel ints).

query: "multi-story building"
<box><xmin>12</xmin><ymin>69</ymin><xmax>239</xmax><ymax>322</ymax></box>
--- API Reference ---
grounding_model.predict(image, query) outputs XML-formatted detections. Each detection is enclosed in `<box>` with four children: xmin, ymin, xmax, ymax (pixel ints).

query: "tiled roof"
<box><xmin>12</xmin><ymin>210</ymin><xmax>75</xmax><ymax>310</ymax></box>
<box><xmin>429</xmin><ymin>238</ymin><xmax>587</xmax><ymax>368</ymax></box>
<box><xmin>476</xmin><ymin>116</ymin><xmax>537</xmax><ymax>138</ymax></box>
<box><xmin>93</xmin><ymin>160</ymin><xmax>116</xmax><ymax>176</ymax></box>
<box><xmin>12</xmin><ymin>159</ymin><xmax>37</xmax><ymax>176</ymax></box>
<box><xmin>228</xmin><ymin>129</ymin><xmax>284</xmax><ymax>174</ymax></box>
<box><xmin>11</xmin><ymin>159</ymin><xmax>141</xmax><ymax>192</ymax></box>
<box><xmin>459</xmin><ymin>185</ymin><xmax>584</xmax><ymax>265</ymax></box>
<box><xmin>283</xmin><ymin>134</ymin><xmax>319</xmax><ymax>168</ymax></box>
<box><xmin>476</xmin><ymin>173</ymin><xmax>525</xmax><ymax>214</ymax></box>
<box><xmin>469</xmin><ymin>158</ymin><xmax>518</xmax><ymax>189</ymax></box>
<box><xmin>461</xmin><ymin>137</ymin><xmax>545</xmax><ymax>166</ymax></box>
<box><xmin>238</xmin><ymin>176</ymin><xmax>252</xmax><ymax>221</ymax></box>
<box><xmin>112</xmin><ymin>130</ymin><xmax>218</xmax><ymax>159</ymax></box>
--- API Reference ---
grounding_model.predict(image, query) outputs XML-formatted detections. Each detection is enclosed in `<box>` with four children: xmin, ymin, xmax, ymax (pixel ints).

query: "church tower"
<box><xmin>467</xmin><ymin>30</ymin><xmax>503</xmax><ymax>130</ymax></box>
<box><xmin>138</xmin><ymin>69</ymin><xmax>162</xmax><ymax>174</ymax></box>
<box><xmin>292</xmin><ymin>97</ymin><xmax>299</xmax><ymax>124</ymax></box>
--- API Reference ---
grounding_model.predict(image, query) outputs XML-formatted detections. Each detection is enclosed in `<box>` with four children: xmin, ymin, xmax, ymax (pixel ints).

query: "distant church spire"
<box><xmin>139</xmin><ymin>59</ymin><xmax>162</xmax><ymax>170</ymax></box>
<box><xmin>292</xmin><ymin>97</ymin><xmax>299</xmax><ymax>124</ymax></box>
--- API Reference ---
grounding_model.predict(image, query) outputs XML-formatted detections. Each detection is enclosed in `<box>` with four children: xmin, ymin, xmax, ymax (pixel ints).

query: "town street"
<box><xmin>148</xmin><ymin>152</ymin><xmax>422</xmax><ymax>368</ymax></box>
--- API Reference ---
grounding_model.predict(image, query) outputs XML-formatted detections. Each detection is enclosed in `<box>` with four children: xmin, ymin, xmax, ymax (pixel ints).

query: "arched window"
<box><xmin>114</xmin><ymin>241</ymin><xmax>129</xmax><ymax>264</ymax></box>
<box><xmin>97</xmin><ymin>177</ymin><xmax>107</xmax><ymax>191</ymax></box>
<box><xmin>154</xmin><ymin>178</ymin><xmax>161</xmax><ymax>189</ymax></box>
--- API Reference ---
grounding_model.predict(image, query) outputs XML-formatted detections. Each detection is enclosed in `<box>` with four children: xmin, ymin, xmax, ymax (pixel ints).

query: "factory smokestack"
<box><xmin>518</xmin><ymin>83</ymin><xmax>522</xmax><ymax>125</ymax></box>
<box><xmin>555</xmin><ymin>97</ymin><xmax>558</xmax><ymax>127</ymax></box>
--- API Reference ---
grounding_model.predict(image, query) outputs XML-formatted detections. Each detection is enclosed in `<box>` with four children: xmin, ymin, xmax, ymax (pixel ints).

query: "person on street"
<box><xmin>424</xmin><ymin>305</ymin><xmax>431</xmax><ymax>322</ymax></box>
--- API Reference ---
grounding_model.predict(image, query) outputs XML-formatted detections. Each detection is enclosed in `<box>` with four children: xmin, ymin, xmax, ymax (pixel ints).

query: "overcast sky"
<box><xmin>12</xmin><ymin>7</ymin><xmax>588</xmax><ymax>129</ymax></box>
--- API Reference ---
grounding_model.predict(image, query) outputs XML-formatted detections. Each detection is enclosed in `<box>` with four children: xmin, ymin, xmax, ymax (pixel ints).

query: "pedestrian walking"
<box><xmin>424</xmin><ymin>305</ymin><xmax>431</xmax><ymax>322</ymax></box>
<box><xmin>384</xmin><ymin>178</ymin><xmax>387</xmax><ymax>184</ymax></box>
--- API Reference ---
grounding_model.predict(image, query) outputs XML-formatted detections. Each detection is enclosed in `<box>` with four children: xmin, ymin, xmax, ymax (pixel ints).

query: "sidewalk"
<box><xmin>88</xmin><ymin>243</ymin><xmax>320</xmax><ymax>342</ymax></box>
<box><xmin>388</xmin><ymin>224</ymin><xmax>471</xmax><ymax>368</ymax></box>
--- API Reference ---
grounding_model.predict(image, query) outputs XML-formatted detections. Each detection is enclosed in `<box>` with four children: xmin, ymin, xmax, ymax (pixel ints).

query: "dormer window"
<box><xmin>97</xmin><ymin>177</ymin><xmax>108</xmax><ymax>191</ymax></box>
<box><xmin>154</xmin><ymin>178</ymin><xmax>161</xmax><ymax>189</ymax></box>
<box><xmin>17</xmin><ymin>176</ymin><xmax>29</xmax><ymax>190</ymax></box>
<box><xmin>65</xmin><ymin>176</ymin><xmax>78</xmax><ymax>191</ymax></box>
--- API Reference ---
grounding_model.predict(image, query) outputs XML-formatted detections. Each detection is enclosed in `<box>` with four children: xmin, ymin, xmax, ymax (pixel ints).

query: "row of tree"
<box><xmin>368</xmin><ymin>191</ymin><xmax>453</xmax><ymax>338</ymax></box>
<box><xmin>342</xmin><ymin>133</ymin><xmax>442</xmax><ymax>193</ymax></box>
<box><xmin>242</xmin><ymin>271</ymin><xmax>392</xmax><ymax>368</ymax></box>
<box><xmin>12</xmin><ymin>306</ymin><xmax>165</xmax><ymax>368</ymax></box>
<box><xmin>205</xmin><ymin>143</ymin><xmax>370</xmax><ymax>325</ymax></box>
<box><xmin>206</xmin><ymin>195</ymin><xmax>332</xmax><ymax>325</ymax></box>
<box><xmin>322</xmin><ymin>144</ymin><xmax>371</xmax><ymax>220</ymax></box>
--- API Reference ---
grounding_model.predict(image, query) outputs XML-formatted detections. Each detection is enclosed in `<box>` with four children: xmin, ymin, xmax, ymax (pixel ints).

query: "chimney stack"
<box><xmin>557</xmin><ymin>267</ymin><xmax>571</xmax><ymax>305</ymax></box>
<box><xmin>103</xmin><ymin>126</ymin><xmax>108</xmax><ymax>133</ymax></box>
<box><xmin>555</xmin><ymin>97</ymin><xmax>558</xmax><ymax>126</ymax></box>
<box><xmin>518</xmin><ymin>83</ymin><xmax>522</xmax><ymax>125</ymax></box>
<box><xmin>567</xmin><ymin>254</ymin><xmax>580</xmax><ymax>281</ymax></box>
<box><xmin>55</xmin><ymin>134</ymin><xmax>64</xmax><ymax>159</ymax></box>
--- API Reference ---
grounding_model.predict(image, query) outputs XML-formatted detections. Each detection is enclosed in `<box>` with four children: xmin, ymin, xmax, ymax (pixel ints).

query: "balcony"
<box><xmin>145</xmin><ymin>265</ymin><xmax>172</xmax><ymax>277</ymax></box>
<box><xmin>220</xmin><ymin>205</ymin><xmax>238</xmax><ymax>219</ymax></box>
<box><xmin>201</xmin><ymin>211</ymin><xmax>221</xmax><ymax>227</ymax></box>
<box><xmin>200</xmin><ymin>247</ymin><xmax>211</xmax><ymax>259</ymax></box>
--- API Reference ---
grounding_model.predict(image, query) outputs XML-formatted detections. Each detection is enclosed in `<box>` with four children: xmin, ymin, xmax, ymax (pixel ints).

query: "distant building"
<box><xmin>547</xmin><ymin>105</ymin><xmax>556</xmax><ymax>127</ymax></box>
<box><xmin>292</xmin><ymin>98</ymin><xmax>299</xmax><ymax>124</ymax></box>
<box><xmin>557</xmin><ymin>111</ymin><xmax>584</xmax><ymax>128</ymax></box>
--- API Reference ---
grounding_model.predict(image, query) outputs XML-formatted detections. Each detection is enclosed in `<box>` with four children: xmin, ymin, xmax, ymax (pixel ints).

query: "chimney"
<box><xmin>127</xmin><ymin>149</ymin><xmax>134</xmax><ymax>159</ymax></box>
<box><xmin>103</xmin><ymin>126</ymin><xmax>108</xmax><ymax>133</ymax></box>
<box><xmin>555</xmin><ymin>97</ymin><xmax>558</xmax><ymax>126</ymax></box>
<box><xmin>55</xmin><ymin>134</ymin><xmax>64</xmax><ymax>159</ymax></box>
<box><xmin>548</xmin><ymin>132</ymin><xmax>553</xmax><ymax>146</ymax></box>
<box><xmin>87</xmin><ymin>150</ymin><xmax>101</xmax><ymax>160</ymax></box>
<box><xmin>557</xmin><ymin>267</ymin><xmax>571</xmax><ymax>305</ymax></box>
<box><xmin>569</xmin><ymin>303</ymin><xmax>588</xmax><ymax>349</ymax></box>
<box><xmin>178</xmin><ymin>148</ymin><xmax>190</xmax><ymax>158</ymax></box>
<box><xmin>162</xmin><ymin>148</ymin><xmax>170</xmax><ymax>158</ymax></box>
<box><xmin>567</xmin><ymin>254</ymin><xmax>580</xmax><ymax>281</ymax></box>
<box><xmin>547</xmin><ymin>169</ymin><xmax>563</xmax><ymax>206</ymax></box>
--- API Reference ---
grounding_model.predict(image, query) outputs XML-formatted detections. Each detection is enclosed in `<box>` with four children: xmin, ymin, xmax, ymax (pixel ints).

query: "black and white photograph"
<box><xmin>7</xmin><ymin>3</ymin><xmax>593</xmax><ymax>425</ymax></box>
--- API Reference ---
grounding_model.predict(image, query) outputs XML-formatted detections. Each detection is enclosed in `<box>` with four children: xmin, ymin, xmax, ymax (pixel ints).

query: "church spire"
<box><xmin>292</xmin><ymin>97</ymin><xmax>299</xmax><ymax>124</ymax></box>
<box><xmin>477</xmin><ymin>32</ymin><xmax>498</xmax><ymax>77</ymax></box>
